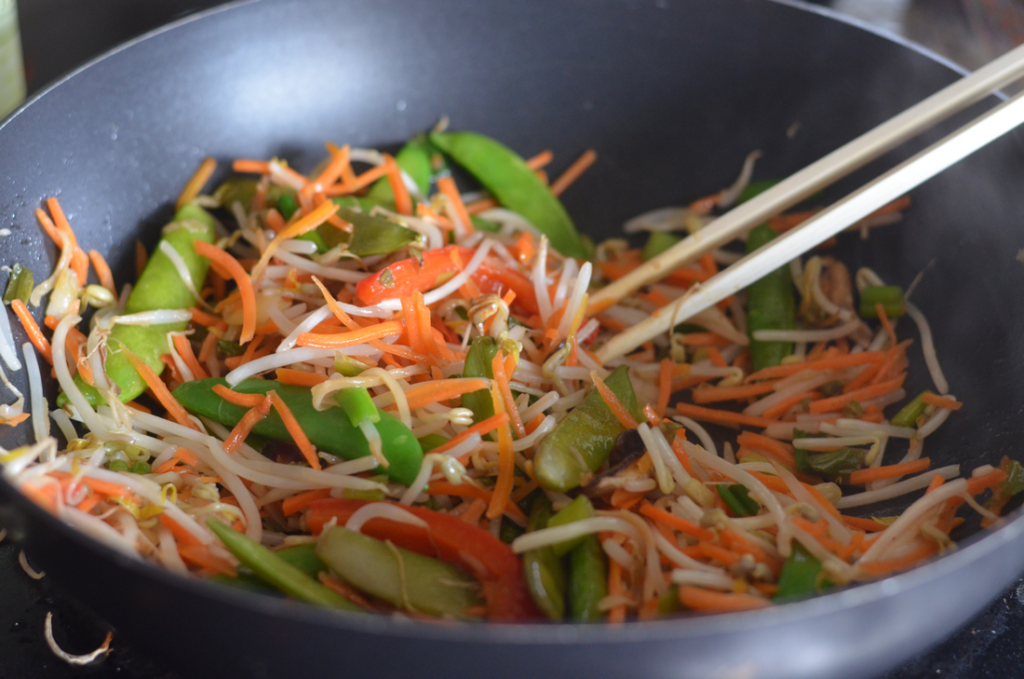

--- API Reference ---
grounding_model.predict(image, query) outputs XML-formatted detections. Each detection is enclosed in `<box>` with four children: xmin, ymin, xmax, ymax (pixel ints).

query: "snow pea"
<box><xmin>745</xmin><ymin>223</ymin><xmax>796</xmax><ymax>371</ymax></box>
<box><xmin>462</xmin><ymin>336</ymin><xmax>499</xmax><ymax>424</ymax></box>
<box><xmin>364</xmin><ymin>135</ymin><xmax>434</xmax><ymax>206</ymax></box>
<box><xmin>429</xmin><ymin>131</ymin><xmax>588</xmax><ymax>260</ymax></box>
<box><xmin>75</xmin><ymin>204</ymin><xmax>217</xmax><ymax>407</ymax></box>
<box><xmin>534</xmin><ymin>365</ymin><xmax>643</xmax><ymax>492</ymax></box>
<box><xmin>568</xmin><ymin>534</ymin><xmax>607</xmax><ymax>622</ymax></box>
<box><xmin>642</xmin><ymin>231</ymin><xmax>681</xmax><ymax>262</ymax></box>
<box><xmin>172</xmin><ymin>378</ymin><xmax>422</xmax><ymax>485</ymax></box>
<box><xmin>334</xmin><ymin>387</ymin><xmax>381</xmax><ymax>427</ymax></box>
<box><xmin>207</xmin><ymin>519</ymin><xmax>359</xmax><ymax>611</ymax></box>
<box><xmin>546</xmin><ymin>494</ymin><xmax>595</xmax><ymax>557</ymax></box>
<box><xmin>523</xmin><ymin>495</ymin><xmax>566</xmax><ymax>621</ymax></box>
<box><xmin>774</xmin><ymin>541</ymin><xmax>828</xmax><ymax>601</ymax></box>
<box><xmin>316</xmin><ymin>526</ymin><xmax>482</xmax><ymax>619</ymax></box>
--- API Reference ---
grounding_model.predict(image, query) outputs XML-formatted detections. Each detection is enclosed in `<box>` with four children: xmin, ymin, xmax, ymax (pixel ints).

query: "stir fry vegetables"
<box><xmin>3</xmin><ymin>124</ymin><xmax>1021</xmax><ymax>625</ymax></box>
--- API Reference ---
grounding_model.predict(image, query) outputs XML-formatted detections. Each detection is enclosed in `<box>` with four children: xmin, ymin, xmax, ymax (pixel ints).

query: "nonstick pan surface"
<box><xmin>1</xmin><ymin>1</ymin><xmax>1024</xmax><ymax>678</ymax></box>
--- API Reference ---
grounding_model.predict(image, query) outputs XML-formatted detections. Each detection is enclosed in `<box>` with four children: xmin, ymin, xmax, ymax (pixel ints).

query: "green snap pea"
<box><xmin>75</xmin><ymin>204</ymin><xmax>217</xmax><ymax>407</ymax></box>
<box><xmin>774</xmin><ymin>541</ymin><xmax>829</xmax><ymax>601</ymax></box>
<box><xmin>890</xmin><ymin>391</ymin><xmax>932</xmax><ymax>428</ymax></box>
<box><xmin>3</xmin><ymin>263</ymin><xmax>33</xmax><ymax>305</ymax></box>
<box><xmin>746</xmin><ymin>223</ymin><xmax>796</xmax><ymax>371</ymax></box>
<box><xmin>738</xmin><ymin>179</ymin><xmax>781</xmax><ymax>204</ymax></box>
<box><xmin>534</xmin><ymin>365</ymin><xmax>642</xmax><ymax>492</ymax></box>
<box><xmin>569</xmin><ymin>534</ymin><xmax>607</xmax><ymax>622</ymax></box>
<box><xmin>276</xmin><ymin>193</ymin><xmax>299</xmax><ymax>220</ymax></box>
<box><xmin>546</xmin><ymin>495</ymin><xmax>595</xmax><ymax>557</ymax></box>
<box><xmin>462</xmin><ymin>336</ymin><xmax>499</xmax><ymax>424</ymax></box>
<box><xmin>716</xmin><ymin>484</ymin><xmax>760</xmax><ymax>516</ymax></box>
<box><xmin>859</xmin><ymin>285</ymin><xmax>905</xmax><ymax>319</ymax></box>
<box><xmin>364</xmin><ymin>135</ymin><xmax>434</xmax><ymax>206</ymax></box>
<box><xmin>207</xmin><ymin>519</ymin><xmax>359</xmax><ymax>611</ymax></box>
<box><xmin>418</xmin><ymin>434</ymin><xmax>450</xmax><ymax>452</ymax></box>
<box><xmin>172</xmin><ymin>378</ymin><xmax>423</xmax><ymax>485</ymax></box>
<box><xmin>275</xmin><ymin>543</ymin><xmax>328</xmax><ymax>579</ymax></box>
<box><xmin>212</xmin><ymin>179</ymin><xmax>294</xmax><ymax>215</ymax></box>
<box><xmin>334</xmin><ymin>354</ymin><xmax>366</xmax><ymax>377</ymax></box>
<box><xmin>523</xmin><ymin>495</ymin><xmax>566</xmax><ymax>621</ymax></box>
<box><xmin>470</xmin><ymin>215</ymin><xmax>502</xmax><ymax>233</ymax></box>
<box><xmin>429</xmin><ymin>131</ymin><xmax>588</xmax><ymax>260</ymax></box>
<box><xmin>642</xmin><ymin>232</ymin><xmax>682</xmax><ymax>262</ymax></box>
<box><xmin>209</xmin><ymin>571</ymin><xmax>279</xmax><ymax>595</ymax></box>
<box><xmin>316</xmin><ymin>526</ymin><xmax>482</xmax><ymax>619</ymax></box>
<box><xmin>334</xmin><ymin>387</ymin><xmax>381</xmax><ymax>427</ymax></box>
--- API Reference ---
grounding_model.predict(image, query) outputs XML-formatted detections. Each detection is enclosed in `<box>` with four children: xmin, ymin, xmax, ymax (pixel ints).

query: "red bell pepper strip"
<box><xmin>307</xmin><ymin>499</ymin><xmax>541</xmax><ymax>621</ymax></box>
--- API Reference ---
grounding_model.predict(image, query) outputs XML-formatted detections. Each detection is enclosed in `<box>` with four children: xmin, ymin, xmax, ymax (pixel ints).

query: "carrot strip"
<box><xmin>173</xmin><ymin>334</ymin><xmax>208</xmax><ymax>380</ymax></box>
<box><xmin>223</xmin><ymin>394</ymin><xmax>273</xmax><ymax>454</ymax></box>
<box><xmin>676</xmin><ymin>332</ymin><xmax>733</xmax><ymax>347</ymax></box>
<box><xmin>437</xmin><ymin>176</ymin><xmax>475</xmax><ymax>234</ymax></box>
<box><xmin>159</xmin><ymin>514</ymin><xmax>203</xmax><ymax>547</ymax></box>
<box><xmin>692</xmin><ymin>381</ymin><xmax>778</xmax><ymax>404</ymax></box>
<box><xmin>609</xmin><ymin>489</ymin><xmax>648</xmax><ymax>510</ymax></box>
<box><xmin>608</xmin><ymin>559</ymin><xmax>626</xmax><ymax>624</ymax></box>
<box><xmin>525</xmin><ymin>150</ymin><xmax>553</xmax><ymax>170</ymax></box>
<box><xmin>296</xmin><ymin>320</ymin><xmax>403</xmax><ymax>349</ymax></box>
<box><xmin>875</xmin><ymin>302</ymin><xmax>897</xmax><ymax>346</ymax></box>
<box><xmin>674</xmin><ymin>402</ymin><xmax>774</xmax><ymax>429</ymax></box>
<box><xmin>965</xmin><ymin>469</ymin><xmax>1008</xmax><ymax>496</ymax></box>
<box><xmin>122</xmin><ymin>347</ymin><xmax>199</xmax><ymax>430</ymax></box>
<box><xmin>312</xmin><ymin>143</ymin><xmax>351</xmax><ymax>190</ymax></box>
<box><xmin>858</xmin><ymin>542</ymin><xmax>938</xmax><ymax>575</ymax></box>
<box><xmin>434</xmin><ymin>413</ymin><xmax>510</xmax><ymax>460</ymax></box>
<box><xmin>176</xmin><ymin>157</ymin><xmax>217</xmax><ymax>210</ymax></box>
<box><xmin>808</xmin><ymin>375</ymin><xmax>906</xmax><ymax>414</ymax></box>
<box><xmin>192</xmin><ymin>240</ymin><xmax>257</xmax><ymax>344</ymax></box>
<box><xmin>178</xmin><ymin>543</ymin><xmax>238</xmax><ymax>577</ymax></box>
<box><xmin>323</xmin><ymin>163</ymin><xmax>390</xmax><ymax>196</ymax></box>
<box><xmin>492</xmin><ymin>351</ymin><xmax>526</xmax><ymax>438</ymax></box>
<box><xmin>840</xmin><ymin>515</ymin><xmax>891</xmax><ymax>533</ymax></box>
<box><xmin>696</xmin><ymin>542</ymin><xmax>744</xmax><ymax>566</ymax></box>
<box><xmin>213</xmin><ymin>384</ymin><xmax>265</xmax><ymax>408</ymax></box>
<box><xmin>550</xmin><ymin>149</ymin><xmax>597</xmax><ymax>196</ymax></box>
<box><xmin>848</xmin><ymin>458</ymin><xmax>931</xmax><ymax>485</ymax></box>
<box><xmin>268</xmin><ymin>390</ymin><xmax>321</xmax><ymax>469</ymax></box>
<box><xmin>250</xmin><ymin>200</ymin><xmax>340</xmax><ymax>282</ymax></box>
<box><xmin>413</xmin><ymin>291</ymin><xmax>439</xmax><ymax>359</ymax></box>
<box><xmin>232</xmin><ymin>159</ymin><xmax>271</xmax><ymax>174</ymax></box>
<box><xmin>189</xmin><ymin>307</ymin><xmax>223</xmax><ymax>327</ymax></box>
<box><xmin>736</xmin><ymin>431</ymin><xmax>796</xmax><ymax>466</ymax></box>
<box><xmin>761</xmin><ymin>390</ymin><xmax>819</xmax><ymax>420</ymax></box>
<box><xmin>276</xmin><ymin>369</ymin><xmax>328</xmax><ymax>387</ymax></box>
<box><xmin>745</xmin><ymin>350</ymin><xmax>888</xmax><ymax>382</ymax></box>
<box><xmin>383</xmin><ymin>153</ymin><xmax>413</xmax><ymax>215</ymax></box>
<box><xmin>88</xmin><ymin>249</ymin><xmax>116</xmax><ymax>294</ymax></box>
<box><xmin>399</xmin><ymin>379</ymin><xmax>489</xmax><ymax>411</ymax></box>
<box><xmin>197</xmin><ymin>322</ymin><xmax>224</xmax><ymax>363</ymax></box>
<box><xmin>638</xmin><ymin>502</ymin><xmax>714</xmax><ymax>541</ymax></box>
<box><xmin>592</xmin><ymin>371</ymin><xmax>638</xmax><ymax>429</ymax></box>
<box><xmin>46</xmin><ymin>198</ymin><xmax>89</xmax><ymax>286</ymax></box>
<box><xmin>284</xmin><ymin>488</ymin><xmax>335</xmax><ymax>517</ymax></box>
<box><xmin>926</xmin><ymin>473</ymin><xmax>946</xmax><ymax>494</ymax></box>
<box><xmin>921</xmin><ymin>393</ymin><xmax>962</xmax><ymax>411</ymax></box>
<box><xmin>10</xmin><ymin>299</ymin><xmax>52</xmax><ymax>364</ymax></box>
<box><xmin>653</xmin><ymin>358</ymin><xmax>674</xmax><ymax>418</ymax></box>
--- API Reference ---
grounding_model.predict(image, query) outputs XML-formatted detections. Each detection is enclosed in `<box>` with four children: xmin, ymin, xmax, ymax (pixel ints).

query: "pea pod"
<box><xmin>569</xmin><ymin>534</ymin><xmax>607</xmax><ymax>622</ymax></box>
<box><xmin>716</xmin><ymin>484</ymin><xmax>760</xmax><ymax>516</ymax></box>
<box><xmin>3</xmin><ymin>263</ymin><xmax>33</xmax><ymax>305</ymax></box>
<box><xmin>276</xmin><ymin>543</ymin><xmax>328</xmax><ymax>579</ymax></box>
<box><xmin>76</xmin><ymin>204</ymin><xmax>217</xmax><ymax>407</ymax></box>
<box><xmin>364</xmin><ymin>135</ymin><xmax>434</xmax><ymax>206</ymax></box>
<box><xmin>890</xmin><ymin>391</ymin><xmax>932</xmax><ymax>428</ymax></box>
<box><xmin>523</xmin><ymin>495</ymin><xmax>566</xmax><ymax>621</ymax></box>
<box><xmin>334</xmin><ymin>387</ymin><xmax>381</xmax><ymax>427</ymax></box>
<box><xmin>774</xmin><ymin>541</ymin><xmax>828</xmax><ymax>601</ymax></box>
<box><xmin>212</xmin><ymin>179</ymin><xmax>295</xmax><ymax>214</ymax></box>
<box><xmin>207</xmin><ymin>519</ymin><xmax>359</xmax><ymax>611</ymax></box>
<box><xmin>429</xmin><ymin>131</ymin><xmax>588</xmax><ymax>260</ymax></box>
<box><xmin>334</xmin><ymin>354</ymin><xmax>367</xmax><ymax>377</ymax></box>
<box><xmin>642</xmin><ymin>232</ymin><xmax>682</xmax><ymax>262</ymax></box>
<box><xmin>462</xmin><ymin>336</ymin><xmax>499</xmax><ymax>424</ymax></box>
<box><xmin>547</xmin><ymin>495</ymin><xmax>595</xmax><ymax>557</ymax></box>
<box><xmin>418</xmin><ymin>433</ymin><xmax>449</xmax><ymax>452</ymax></box>
<box><xmin>316</xmin><ymin>526</ymin><xmax>482</xmax><ymax>619</ymax></box>
<box><xmin>534</xmin><ymin>365</ymin><xmax>642</xmax><ymax>492</ymax></box>
<box><xmin>745</xmin><ymin>223</ymin><xmax>796</xmax><ymax>371</ymax></box>
<box><xmin>172</xmin><ymin>378</ymin><xmax>422</xmax><ymax>485</ymax></box>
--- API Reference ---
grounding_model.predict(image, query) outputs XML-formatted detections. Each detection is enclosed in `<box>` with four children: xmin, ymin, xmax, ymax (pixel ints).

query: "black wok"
<box><xmin>1</xmin><ymin>1</ymin><xmax>1023</xmax><ymax>677</ymax></box>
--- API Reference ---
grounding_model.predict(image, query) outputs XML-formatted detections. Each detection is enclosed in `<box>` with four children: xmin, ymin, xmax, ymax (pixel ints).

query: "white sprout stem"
<box><xmin>23</xmin><ymin>343</ymin><xmax>48</xmax><ymax>443</ymax></box>
<box><xmin>670</xmin><ymin>569</ymin><xmax>737</xmax><ymax>590</ymax></box>
<box><xmin>50</xmin><ymin>409</ymin><xmax>77</xmax><ymax>442</ymax></box>
<box><xmin>857</xmin><ymin>478</ymin><xmax>968</xmax><ymax>564</ymax></box>
<box><xmin>113</xmin><ymin>309</ymin><xmax>192</xmax><ymax>326</ymax></box>
<box><xmin>771</xmin><ymin>461</ymin><xmax>852</xmax><ymax>544</ymax></box>
<box><xmin>0</xmin><ymin>305</ymin><xmax>23</xmax><ymax>371</ymax></box>
<box><xmin>345</xmin><ymin>502</ymin><xmax>428</xmax><ymax>534</ymax></box>
<box><xmin>225</xmin><ymin>347</ymin><xmax>340</xmax><ymax>385</ymax></box>
<box><xmin>753</xmin><ymin>318</ymin><xmax>863</xmax><ymax>343</ymax></box>
<box><xmin>904</xmin><ymin>301</ymin><xmax>948</xmax><ymax>394</ymax></box>
<box><xmin>532</xmin><ymin>236</ymin><xmax>553</xmax><ymax>325</ymax></box>
<box><xmin>744</xmin><ymin>372</ymin><xmax>835</xmax><ymax>416</ymax></box>
<box><xmin>917</xmin><ymin>403</ymin><xmax>955</xmax><ymax>438</ymax></box>
<box><xmin>30</xmin><ymin>230</ymin><xmax>74</xmax><ymax>307</ymax></box>
<box><xmin>277</xmin><ymin>306</ymin><xmax>334</xmax><ymax>352</ymax></box>
<box><xmin>672</xmin><ymin>415</ymin><xmax>718</xmax><ymax>459</ymax></box>
<box><xmin>511</xmin><ymin>517</ymin><xmax>642</xmax><ymax>554</ymax></box>
<box><xmin>159</xmin><ymin>240</ymin><xmax>206</xmax><ymax>306</ymax></box>
<box><xmin>556</xmin><ymin>262</ymin><xmax>592</xmax><ymax>339</ymax></box>
<box><xmin>836</xmin><ymin>465</ymin><xmax>960</xmax><ymax>509</ymax></box>
<box><xmin>636</xmin><ymin>423</ymin><xmax>676</xmax><ymax>494</ymax></box>
<box><xmin>52</xmin><ymin>315</ymin><xmax>109</xmax><ymax>438</ymax></box>
<box><xmin>651</xmin><ymin>526</ymin><xmax>725</xmax><ymax>574</ymax></box>
<box><xmin>273</xmin><ymin>249</ymin><xmax>368</xmax><ymax>283</ymax></box>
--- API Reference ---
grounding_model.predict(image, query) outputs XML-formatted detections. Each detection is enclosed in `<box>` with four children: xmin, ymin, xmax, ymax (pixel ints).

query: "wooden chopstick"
<box><xmin>595</xmin><ymin>83</ymin><xmax>1024</xmax><ymax>363</ymax></box>
<box><xmin>587</xmin><ymin>41</ymin><xmax>1024</xmax><ymax>317</ymax></box>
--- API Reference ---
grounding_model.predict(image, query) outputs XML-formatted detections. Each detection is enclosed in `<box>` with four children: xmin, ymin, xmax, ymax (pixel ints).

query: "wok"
<box><xmin>1</xmin><ymin>1</ymin><xmax>1023</xmax><ymax>678</ymax></box>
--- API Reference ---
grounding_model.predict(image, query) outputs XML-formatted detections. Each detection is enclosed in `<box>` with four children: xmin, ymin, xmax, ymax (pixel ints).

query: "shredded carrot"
<box><xmin>176</xmin><ymin>157</ymin><xmax>217</xmax><ymax>210</ymax></box>
<box><xmin>250</xmin><ymin>199</ymin><xmax>340</xmax><ymax>281</ymax></box>
<box><xmin>609</xmin><ymin>488</ymin><xmax>648</xmax><ymax>509</ymax></box>
<box><xmin>638</xmin><ymin>502</ymin><xmax>715</xmax><ymax>541</ymax></box>
<box><xmin>691</xmin><ymin>381</ymin><xmax>778</xmax><ymax>404</ymax></box>
<box><xmin>437</xmin><ymin>176</ymin><xmax>475</xmax><ymax>234</ymax></box>
<box><xmin>461</xmin><ymin>498</ymin><xmax>489</xmax><ymax>525</ymax></box>
<box><xmin>525</xmin><ymin>149</ymin><xmax>553</xmax><ymax>170</ymax></box>
<box><xmin>858</xmin><ymin>542</ymin><xmax>938</xmax><ymax>575</ymax></box>
<box><xmin>697</xmin><ymin>542</ymin><xmax>744</xmax><ymax>566</ymax></box>
<box><xmin>52</xmin><ymin>472</ymin><xmax>131</xmax><ymax>499</ymax></box>
<box><xmin>173</xmin><ymin>334</ymin><xmax>208</xmax><ymax>380</ymax></box>
<box><xmin>736</xmin><ymin>431</ymin><xmax>796</xmax><ymax>466</ymax></box>
<box><xmin>607</xmin><ymin>559</ymin><xmax>626</xmax><ymax>624</ymax></box>
<box><xmin>550</xmin><ymin>149</ymin><xmax>597</xmax><ymax>196</ymax></box>
<box><xmin>87</xmin><ymin>249</ymin><xmax>116</xmax><ymax>294</ymax></box>
<box><xmin>670</xmin><ymin>438</ymin><xmax>695</xmax><ymax>476</ymax></box>
<box><xmin>413</xmin><ymin>291</ymin><xmax>440</xmax><ymax>359</ymax></box>
<box><xmin>808</xmin><ymin>375</ymin><xmax>906</xmax><ymax>414</ymax></box>
<box><xmin>324</xmin><ymin>163</ymin><xmax>390</xmax><ymax>196</ymax></box>
<box><xmin>268</xmin><ymin>390</ymin><xmax>321</xmax><ymax>470</ymax></box>
<box><xmin>654</xmin><ymin>358</ymin><xmax>673</xmax><ymax>418</ymax></box>
<box><xmin>433</xmin><ymin>412</ymin><xmax>510</xmax><ymax>459</ymax></box>
<box><xmin>178</xmin><ymin>543</ymin><xmax>238</xmax><ymax>577</ymax></box>
<box><xmin>122</xmin><ymin>346</ymin><xmax>199</xmax><ymax>430</ymax></box>
<box><xmin>297</xmin><ymin>320</ymin><xmax>403</xmax><ymax>349</ymax></box>
<box><xmin>492</xmin><ymin>351</ymin><xmax>526</xmax><ymax>438</ymax></box>
<box><xmin>592</xmin><ymin>371</ymin><xmax>638</xmax><ymax>429</ymax></box>
<box><xmin>383</xmin><ymin>153</ymin><xmax>413</xmax><ymax>215</ymax></box>
<box><xmin>745</xmin><ymin>350</ymin><xmax>887</xmax><ymax>382</ymax></box>
<box><xmin>677</xmin><ymin>585</ymin><xmax>771</xmax><ymax>612</ymax></box>
<box><xmin>223</xmin><ymin>394</ymin><xmax>273</xmax><ymax>454</ymax></box>
<box><xmin>192</xmin><ymin>240</ymin><xmax>257</xmax><ymax>344</ymax></box>
<box><xmin>276</xmin><ymin>368</ymin><xmax>328</xmax><ymax>387</ymax></box>
<box><xmin>465</xmin><ymin>197</ymin><xmax>499</xmax><ymax>214</ymax></box>
<box><xmin>875</xmin><ymin>303</ymin><xmax>897</xmax><ymax>346</ymax></box>
<box><xmin>10</xmin><ymin>299</ymin><xmax>52</xmax><ymax>363</ymax></box>
<box><xmin>312</xmin><ymin>143</ymin><xmax>352</xmax><ymax>190</ymax></box>
<box><xmin>676</xmin><ymin>332</ymin><xmax>733</xmax><ymax>347</ymax></box>
<box><xmin>213</xmin><ymin>384</ymin><xmax>265</xmax><ymax>408</ymax></box>
<box><xmin>159</xmin><ymin>514</ymin><xmax>203</xmax><ymax>547</ymax></box>
<box><xmin>848</xmin><ymin>458</ymin><xmax>931</xmax><ymax>485</ymax></box>
<box><xmin>965</xmin><ymin>469</ymin><xmax>1008</xmax><ymax>496</ymax></box>
<box><xmin>921</xmin><ymin>393</ymin><xmax>962</xmax><ymax>411</ymax></box>
<box><xmin>487</xmin><ymin>384</ymin><xmax>516</xmax><ymax>520</ymax></box>
<box><xmin>45</xmin><ymin>198</ymin><xmax>89</xmax><ymax>286</ymax></box>
<box><xmin>232</xmin><ymin>159</ymin><xmax>271</xmax><ymax>174</ymax></box>
<box><xmin>926</xmin><ymin>473</ymin><xmax>946</xmax><ymax>494</ymax></box>
<box><xmin>761</xmin><ymin>391</ymin><xmax>819</xmax><ymax>420</ymax></box>
<box><xmin>674</xmin><ymin>402</ymin><xmax>774</xmax><ymax>429</ymax></box>
<box><xmin>189</xmin><ymin>307</ymin><xmax>223</xmax><ymax>327</ymax></box>
<box><xmin>840</xmin><ymin>515</ymin><xmax>891</xmax><ymax>533</ymax></box>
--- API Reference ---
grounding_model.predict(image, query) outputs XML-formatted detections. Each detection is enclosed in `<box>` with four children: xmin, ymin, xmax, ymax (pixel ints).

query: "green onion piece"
<box><xmin>334</xmin><ymin>354</ymin><xmax>367</xmax><ymax>377</ymax></box>
<box><xmin>805</xmin><ymin>447</ymin><xmax>865</xmax><ymax>479</ymax></box>
<box><xmin>546</xmin><ymin>495</ymin><xmax>595</xmax><ymax>557</ymax></box>
<box><xmin>334</xmin><ymin>387</ymin><xmax>380</xmax><ymax>427</ymax></box>
<box><xmin>842</xmin><ymin>400</ymin><xmax>863</xmax><ymax>418</ymax></box>
<box><xmin>716</xmin><ymin>484</ymin><xmax>760</xmax><ymax>516</ymax></box>
<box><xmin>3</xmin><ymin>263</ymin><xmax>34</xmax><ymax>305</ymax></box>
<box><xmin>217</xmin><ymin>340</ymin><xmax>245</xmax><ymax>357</ymax></box>
<box><xmin>277</xmin><ymin>193</ymin><xmax>299</xmax><ymax>220</ymax></box>
<box><xmin>129</xmin><ymin>460</ymin><xmax>151</xmax><ymax>475</ymax></box>
<box><xmin>890</xmin><ymin>391</ymin><xmax>932</xmax><ymax>428</ymax></box>
<box><xmin>859</xmin><ymin>285</ymin><xmax>905</xmax><ymax>319</ymax></box>
<box><xmin>774</xmin><ymin>542</ymin><xmax>828</xmax><ymax>601</ymax></box>
<box><xmin>642</xmin><ymin>232</ymin><xmax>682</xmax><ymax>262</ymax></box>
<box><xmin>107</xmin><ymin>459</ymin><xmax>130</xmax><ymax>472</ymax></box>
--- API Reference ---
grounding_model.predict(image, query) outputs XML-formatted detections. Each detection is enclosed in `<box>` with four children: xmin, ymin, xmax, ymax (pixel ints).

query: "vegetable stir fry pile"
<box><xmin>3</xmin><ymin>125</ymin><xmax>1022</xmax><ymax>623</ymax></box>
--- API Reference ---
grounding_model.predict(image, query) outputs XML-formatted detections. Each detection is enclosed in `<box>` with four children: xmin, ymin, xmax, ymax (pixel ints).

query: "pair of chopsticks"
<box><xmin>592</xmin><ymin>42</ymin><xmax>1024</xmax><ymax>364</ymax></box>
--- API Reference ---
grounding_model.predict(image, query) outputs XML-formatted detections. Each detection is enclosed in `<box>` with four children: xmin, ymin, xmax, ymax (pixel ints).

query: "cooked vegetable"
<box><xmin>523</xmin><ymin>495</ymin><xmax>566</xmax><ymax>620</ymax></box>
<box><xmin>3</xmin><ymin>263</ymin><xmax>33</xmax><ymax>305</ymax></box>
<box><xmin>745</xmin><ymin>222</ymin><xmax>796</xmax><ymax>371</ymax></box>
<box><xmin>859</xmin><ymin>285</ymin><xmax>905</xmax><ymax>319</ymax></box>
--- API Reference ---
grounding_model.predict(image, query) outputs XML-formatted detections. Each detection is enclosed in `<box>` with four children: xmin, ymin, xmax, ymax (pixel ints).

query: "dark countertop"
<box><xmin>4</xmin><ymin>1</ymin><xmax>1024</xmax><ymax>677</ymax></box>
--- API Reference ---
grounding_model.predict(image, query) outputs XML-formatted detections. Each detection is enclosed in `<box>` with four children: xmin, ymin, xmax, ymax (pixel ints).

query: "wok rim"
<box><xmin>0</xmin><ymin>0</ymin><xmax>1018</xmax><ymax>650</ymax></box>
